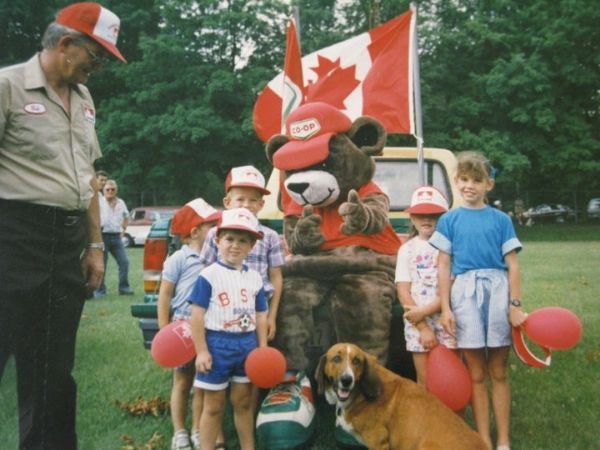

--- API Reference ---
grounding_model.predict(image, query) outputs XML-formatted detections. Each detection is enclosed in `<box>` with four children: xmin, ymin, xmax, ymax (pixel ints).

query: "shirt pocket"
<box><xmin>7</xmin><ymin>107</ymin><xmax>66</xmax><ymax>161</ymax></box>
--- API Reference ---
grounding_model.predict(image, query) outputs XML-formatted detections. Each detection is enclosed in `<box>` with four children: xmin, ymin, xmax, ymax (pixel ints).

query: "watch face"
<box><xmin>511</xmin><ymin>299</ymin><xmax>522</xmax><ymax>307</ymax></box>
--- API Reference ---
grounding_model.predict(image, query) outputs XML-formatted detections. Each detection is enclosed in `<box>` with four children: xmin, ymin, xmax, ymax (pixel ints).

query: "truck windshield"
<box><xmin>374</xmin><ymin>159</ymin><xmax>452</xmax><ymax>211</ymax></box>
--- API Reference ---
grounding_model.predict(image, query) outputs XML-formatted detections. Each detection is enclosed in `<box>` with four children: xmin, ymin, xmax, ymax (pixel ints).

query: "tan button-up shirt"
<box><xmin>0</xmin><ymin>54</ymin><xmax>102</xmax><ymax>210</ymax></box>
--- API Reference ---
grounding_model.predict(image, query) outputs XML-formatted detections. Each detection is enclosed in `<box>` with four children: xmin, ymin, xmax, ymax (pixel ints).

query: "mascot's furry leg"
<box><xmin>273</xmin><ymin>276</ymin><xmax>331</xmax><ymax>371</ymax></box>
<box><xmin>331</xmin><ymin>271</ymin><xmax>395</xmax><ymax>364</ymax></box>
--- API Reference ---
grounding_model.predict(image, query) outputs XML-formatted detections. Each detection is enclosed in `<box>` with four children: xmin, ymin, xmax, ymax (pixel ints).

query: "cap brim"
<box><xmin>217</xmin><ymin>225</ymin><xmax>263</xmax><ymax>240</ymax></box>
<box><xmin>273</xmin><ymin>133</ymin><xmax>333</xmax><ymax>170</ymax></box>
<box><xmin>405</xmin><ymin>204</ymin><xmax>447</xmax><ymax>214</ymax></box>
<box><xmin>512</xmin><ymin>327</ymin><xmax>551</xmax><ymax>368</ymax></box>
<box><xmin>89</xmin><ymin>35</ymin><xmax>127</xmax><ymax>63</ymax></box>
<box><xmin>227</xmin><ymin>183</ymin><xmax>270</xmax><ymax>195</ymax></box>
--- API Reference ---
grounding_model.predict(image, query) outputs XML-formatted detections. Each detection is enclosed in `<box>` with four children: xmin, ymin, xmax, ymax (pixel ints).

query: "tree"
<box><xmin>417</xmin><ymin>0</ymin><xmax>600</xmax><ymax>202</ymax></box>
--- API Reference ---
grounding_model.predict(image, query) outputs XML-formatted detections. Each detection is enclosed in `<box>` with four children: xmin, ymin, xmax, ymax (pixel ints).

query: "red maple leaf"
<box><xmin>306</xmin><ymin>55</ymin><xmax>360</xmax><ymax>109</ymax></box>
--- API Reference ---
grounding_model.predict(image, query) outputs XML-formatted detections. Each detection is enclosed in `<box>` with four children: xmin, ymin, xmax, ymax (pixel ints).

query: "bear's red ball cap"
<box><xmin>273</xmin><ymin>102</ymin><xmax>352</xmax><ymax>171</ymax></box>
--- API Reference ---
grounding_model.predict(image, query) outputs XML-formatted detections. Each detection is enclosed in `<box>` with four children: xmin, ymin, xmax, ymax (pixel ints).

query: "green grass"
<box><xmin>1</xmin><ymin>225</ymin><xmax>600</xmax><ymax>449</ymax></box>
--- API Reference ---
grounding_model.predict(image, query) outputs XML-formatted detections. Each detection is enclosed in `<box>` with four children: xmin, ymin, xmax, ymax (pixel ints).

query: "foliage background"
<box><xmin>1</xmin><ymin>0</ymin><xmax>599</xmax><ymax>209</ymax></box>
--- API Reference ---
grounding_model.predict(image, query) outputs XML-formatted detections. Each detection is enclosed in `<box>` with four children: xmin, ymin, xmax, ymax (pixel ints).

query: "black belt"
<box><xmin>102</xmin><ymin>232</ymin><xmax>121</xmax><ymax>236</ymax></box>
<box><xmin>0</xmin><ymin>198</ymin><xmax>84</xmax><ymax>227</ymax></box>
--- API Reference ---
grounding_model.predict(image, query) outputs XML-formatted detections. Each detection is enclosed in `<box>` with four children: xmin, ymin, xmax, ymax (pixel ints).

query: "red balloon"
<box><xmin>245</xmin><ymin>347</ymin><xmax>286</xmax><ymax>388</ymax></box>
<box><xmin>426</xmin><ymin>345</ymin><xmax>471</xmax><ymax>411</ymax></box>
<box><xmin>151</xmin><ymin>321</ymin><xmax>196</xmax><ymax>368</ymax></box>
<box><xmin>524</xmin><ymin>307</ymin><xmax>582</xmax><ymax>350</ymax></box>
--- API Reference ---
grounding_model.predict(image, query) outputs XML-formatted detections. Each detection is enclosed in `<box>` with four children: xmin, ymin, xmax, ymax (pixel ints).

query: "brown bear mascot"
<box><xmin>267</xmin><ymin>101</ymin><xmax>401</xmax><ymax>370</ymax></box>
<box><xmin>256</xmin><ymin>102</ymin><xmax>402</xmax><ymax>449</ymax></box>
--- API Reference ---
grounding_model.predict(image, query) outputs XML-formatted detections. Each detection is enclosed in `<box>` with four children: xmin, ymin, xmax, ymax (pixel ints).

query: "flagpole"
<box><xmin>292</xmin><ymin>6</ymin><xmax>301</xmax><ymax>46</ymax></box>
<box><xmin>410</xmin><ymin>3</ymin><xmax>425</xmax><ymax>186</ymax></box>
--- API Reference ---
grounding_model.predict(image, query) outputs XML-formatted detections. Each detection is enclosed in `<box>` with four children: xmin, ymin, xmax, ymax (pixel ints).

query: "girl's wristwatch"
<box><xmin>510</xmin><ymin>299</ymin><xmax>522</xmax><ymax>307</ymax></box>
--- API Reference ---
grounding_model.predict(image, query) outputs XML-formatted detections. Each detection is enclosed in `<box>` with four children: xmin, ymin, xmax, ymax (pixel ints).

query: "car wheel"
<box><xmin>122</xmin><ymin>235</ymin><xmax>134</xmax><ymax>247</ymax></box>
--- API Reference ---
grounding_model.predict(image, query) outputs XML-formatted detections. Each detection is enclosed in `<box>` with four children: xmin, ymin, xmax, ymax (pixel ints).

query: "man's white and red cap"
<box><xmin>56</xmin><ymin>2</ymin><xmax>127</xmax><ymax>63</ymax></box>
<box><xmin>225</xmin><ymin>165</ymin><xmax>270</xmax><ymax>195</ymax></box>
<box><xmin>217</xmin><ymin>208</ymin><xmax>263</xmax><ymax>240</ymax></box>
<box><xmin>170</xmin><ymin>198</ymin><xmax>221</xmax><ymax>238</ymax></box>
<box><xmin>273</xmin><ymin>102</ymin><xmax>352</xmax><ymax>171</ymax></box>
<box><xmin>405</xmin><ymin>186</ymin><xmax>449</xmax><ymax>214</ymax></box>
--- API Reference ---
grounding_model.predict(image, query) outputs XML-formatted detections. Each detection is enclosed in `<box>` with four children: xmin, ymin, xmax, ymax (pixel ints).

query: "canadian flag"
<box><xmin>253</xmin><ymin>9</ymin><xmax>416</xmax><ymax>142</ymax></box>
<box><xmin>280</xmin><ymin>17</ymin><xmax>304</xmax><ymax>133</ymax></box>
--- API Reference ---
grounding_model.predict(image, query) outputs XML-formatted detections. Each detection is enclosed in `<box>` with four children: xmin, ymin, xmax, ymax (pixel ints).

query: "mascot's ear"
<box><xmin>346</xmin><ymin>116</ymin><xmax>387</xmax><ymax>156</ymax></box>
<box><xmin>265</xmin><ymin>134</ymin><xmax>289</xmax><ymax>164</ymax></box>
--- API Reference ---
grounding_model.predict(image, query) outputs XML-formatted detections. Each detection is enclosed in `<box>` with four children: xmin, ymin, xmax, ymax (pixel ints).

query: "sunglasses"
<box><xmin>105</xmin><ymin>188</ymin><xmax>116</xmax><ymax>192</ymax></box>
<box><xmin>78</xmin><ymin>43</ymin><xmax>109</xmax><ymax>67</ymax></box>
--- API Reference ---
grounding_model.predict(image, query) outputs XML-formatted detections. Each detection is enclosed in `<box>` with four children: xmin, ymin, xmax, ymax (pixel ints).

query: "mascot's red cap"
<box><xmin>273</xmin><ymin>102</ymin><xmax>352</xmax><ymax>171</ymax></box>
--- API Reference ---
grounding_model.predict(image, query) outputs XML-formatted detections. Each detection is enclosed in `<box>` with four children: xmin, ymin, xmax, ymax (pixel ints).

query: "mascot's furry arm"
<box><xmin>338</xmin><ymin>189</ymin><xmax>391</xmax><ymax>235</ymax></box>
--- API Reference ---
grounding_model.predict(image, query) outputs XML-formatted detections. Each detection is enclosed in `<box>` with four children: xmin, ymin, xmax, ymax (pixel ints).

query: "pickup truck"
<box><xmin>130</xmin><ymin>146</ymin><xmax>460</xmax><ymax>376</ymax></box>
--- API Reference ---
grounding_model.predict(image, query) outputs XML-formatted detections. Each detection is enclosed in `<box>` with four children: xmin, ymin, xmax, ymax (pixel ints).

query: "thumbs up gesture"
<box><xmin>292</xmin><ymin>205</ymin><xmax>325</xmax><ymax>252</ymax></box>
<box><xmin>338</xmin><ymin>190</ymin><xmax>369</xmax><ymax>235</ymax></box>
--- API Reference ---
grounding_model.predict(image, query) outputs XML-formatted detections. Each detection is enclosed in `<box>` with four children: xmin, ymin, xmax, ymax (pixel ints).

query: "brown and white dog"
<box><xmin>315</xmin><ymin>343</ymin><xmax>488</xmax><ymax>450</ymax></box>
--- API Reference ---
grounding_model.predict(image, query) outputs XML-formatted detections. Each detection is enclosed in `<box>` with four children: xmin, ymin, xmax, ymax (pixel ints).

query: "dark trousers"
<box><xmin>0</xmin><ymin>199</ymin><xmax>87</xmax><ymax>450</ymax></box>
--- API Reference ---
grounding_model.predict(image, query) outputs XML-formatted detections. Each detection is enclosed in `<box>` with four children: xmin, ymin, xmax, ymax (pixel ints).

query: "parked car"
<box><xmin>523</xmin><ymin>203</ymin><xmax>575</xmax><ymax>224</ymax></box>
<box><xmin>122</xmin><ymin>206</ymin><xmax>180</xmax><ymax>247</ymax></box>
<box><xmin>587</xmin><ymin>198</ymin><xmax>600</xmax><ymax>220</ymax></box>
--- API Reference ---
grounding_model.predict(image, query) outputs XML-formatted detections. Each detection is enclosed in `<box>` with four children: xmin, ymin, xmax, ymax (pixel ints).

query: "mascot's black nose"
<box><xmin>340</xmin><ymin>374</ymin><xmax>353</xmax><ymax>387</ymax></box>
<box><xmin>287</xmin><ymin>182</ymin><xmax>309</xmax><ymax>195</ymax></box>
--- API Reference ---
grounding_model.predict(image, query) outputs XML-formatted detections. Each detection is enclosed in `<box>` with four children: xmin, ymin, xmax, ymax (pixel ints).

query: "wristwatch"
<box><xmin>510</xmin><ymin>299</ymin><xmax>522</xmax><ymax>307</ymax></box>
<box><xmin>87</xmin><ymin>242</ymin><xmax>105</xmax><ymax>251</ymax></box>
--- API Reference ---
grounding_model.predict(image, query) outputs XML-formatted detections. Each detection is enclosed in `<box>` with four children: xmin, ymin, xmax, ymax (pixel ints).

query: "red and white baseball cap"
<box><xmin>170</xmin><ymin>198</ymin><xmax>221</xmax><ymax>238</ymax></box>
<box><xmin>56</xmin><ymin>2</ymin><xmax>127</xmax><ymax>63</ymax></box>
<box><xmin>405</xmin><ymin>186</ymin><xmax>449</xmax><ymax>214</ymax></box>
<box><xmin>225</xmin><ymin>165</ymin><xmax>270</xmax><ymax>195</ymax></box>
<box><xmin>273</xmin><ymin>102</ymin><xmax>352</xmax><ymax>171</ymax></box>
<box><xmin>217</xmin><ymin>208</ymin><xmax>263</xmax><ymax>240</ymax></box>
<box><xmin>512</xmin><ymin>327</ymin><xmax>552</xmax><ymax>368</ymax></box>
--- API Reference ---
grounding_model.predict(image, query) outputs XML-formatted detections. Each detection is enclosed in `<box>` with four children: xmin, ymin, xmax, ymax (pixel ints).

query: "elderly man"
<box><xmin>0</xmin><ymin>3</ymin><xmax>126</xmax><ymax>448</ymax></box>
<box><xmin>96</xmin><ymin>179</ymin><xmax>134</xmax><ymax>297</ymax></box>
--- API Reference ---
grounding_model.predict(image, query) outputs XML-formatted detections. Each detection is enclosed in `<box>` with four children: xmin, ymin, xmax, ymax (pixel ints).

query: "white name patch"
<box><xmin>24</xmin><ymin>103</ymin><xmax>46</xmax><ymax>114</ymax></box>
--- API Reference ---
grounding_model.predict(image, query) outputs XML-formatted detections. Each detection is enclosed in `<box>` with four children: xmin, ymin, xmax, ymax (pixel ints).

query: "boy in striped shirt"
<box><xmin>189</xmin><ymin>208</ymin><xmax>268</xmax><ymax>450</ymax></box>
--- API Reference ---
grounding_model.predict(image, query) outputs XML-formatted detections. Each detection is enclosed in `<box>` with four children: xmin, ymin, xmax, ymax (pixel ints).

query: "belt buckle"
<box><xmin>64</xmin><ymin>215</ymin><xmax>80</xmax><ymax>227</ymax></box>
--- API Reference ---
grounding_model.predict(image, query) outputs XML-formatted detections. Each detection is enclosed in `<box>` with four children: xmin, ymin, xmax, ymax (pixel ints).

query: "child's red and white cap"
<box><xmin>217</xmin><ymin>208</ymin><xmax>263</xmax><ymax>240</ymax></box>
<box><xmin>225</xmin><ymin>165</ymin><xmax>270</xmax><ymax>195</ymax></box>
<box><xmin>273</xmin><ymin>102</ymin><xmax>352</xmax><ymax>170</ymax></box>
<box><xmin>56</xmin><ymin>2</ymin><xmax>127</xmax><ymax>63</ymax></box>
<box><xmin>170</xmin><ymin>198</ymin><xmax>221</xmax><ymax>238</ymax></box>
<box><xmin>406</xmin><ymin>186</ymin><xmax>449</xmax><ymax>214</ymax></box>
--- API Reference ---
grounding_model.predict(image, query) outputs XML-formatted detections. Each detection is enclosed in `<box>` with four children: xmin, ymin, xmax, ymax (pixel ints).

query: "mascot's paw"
<box><xmin>339</xmin><ymin>190</ymin><xmax>369</xmax><ymax>235</ymax></box>
<box><xmin>292</xmin><ymin>205</ymin><xmax>325</xmax><ymax>253</ymax></box>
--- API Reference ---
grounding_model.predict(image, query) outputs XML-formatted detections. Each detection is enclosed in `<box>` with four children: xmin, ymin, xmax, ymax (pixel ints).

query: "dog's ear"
<box><xmin>314</xmin><ymin>354</ymin><xmax>328</xmax><ymax>395</ymax></box>
<box><xmin>359</xmin><ymin>355</ymin><xmax>383</xmax><ymax>400</ymax></box>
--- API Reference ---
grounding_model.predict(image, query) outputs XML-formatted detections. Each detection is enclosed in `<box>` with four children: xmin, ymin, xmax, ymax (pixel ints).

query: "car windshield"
<box><xmin>373</xmin><ymin>159</ymin><xmax>453</xmax><ymax>211</ymax></box>
<box><xmin>158</xmin><ymin>211</ymin><xmax>176</xmax><ymax>220</ymax></box>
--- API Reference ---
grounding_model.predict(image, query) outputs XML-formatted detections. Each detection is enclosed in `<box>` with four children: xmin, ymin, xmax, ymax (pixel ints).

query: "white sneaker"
<box><xmin>171</xmin><ymin>429</ymin><xmax>192</xmax><ymax>450</ymax></box>
<box><xmin>190</xmin><ymin>430</ymin><xmax>201</xmax><ymax>450</ymax></box>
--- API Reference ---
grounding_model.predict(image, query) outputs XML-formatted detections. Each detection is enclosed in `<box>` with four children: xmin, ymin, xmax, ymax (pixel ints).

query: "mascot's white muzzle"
<box><xmin>285</xmin><ymin>170</ymin><xmax>341</xmax><ymax>207</ymax></box>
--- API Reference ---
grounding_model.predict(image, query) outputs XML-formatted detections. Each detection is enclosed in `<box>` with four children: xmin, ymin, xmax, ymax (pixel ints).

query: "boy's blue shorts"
<box><xmin>194</xmin><ymin>330</ymin><xmax>256</xmax><ymax>391</ymax></box>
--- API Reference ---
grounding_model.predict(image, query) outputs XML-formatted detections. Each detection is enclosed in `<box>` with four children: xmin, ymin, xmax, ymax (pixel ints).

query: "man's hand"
<box><xmin>81</xmin><ymin>248</ymin><xmax>104</xmax><ymax>293</ymax></box>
